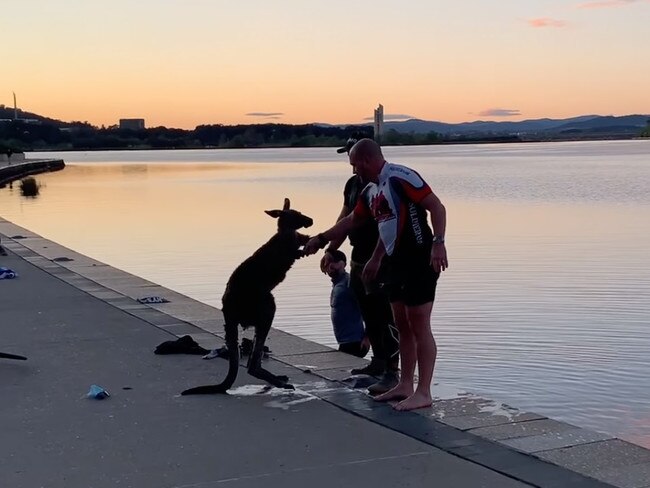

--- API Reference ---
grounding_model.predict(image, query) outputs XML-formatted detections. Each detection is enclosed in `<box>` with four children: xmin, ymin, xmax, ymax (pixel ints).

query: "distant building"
<box><xmin>119</xmin><ymin>118</ymin><xmax>145</xmax><ymax>130</ymax></box>
<box><xmin>373</xmin><ymin>104</ymin><xmax>384</xmax><ymax>142</ymax></box>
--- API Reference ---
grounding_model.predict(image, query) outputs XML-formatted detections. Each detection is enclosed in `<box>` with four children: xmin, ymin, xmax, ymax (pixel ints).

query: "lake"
<box><xmin>1</xmin><ymin>140</ymin><xmax>649</xmax><ymax>447</ymax></box>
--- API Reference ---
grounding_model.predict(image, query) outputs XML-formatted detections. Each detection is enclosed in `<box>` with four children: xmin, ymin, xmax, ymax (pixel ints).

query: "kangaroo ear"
<box><xmin>283</xmin><ymin>198</ymin><xmax>290</xmax><ymax>210</ymax></box>
<box><xmin>265</xmin><ymin>210</ymin><xmax>282</xmax><ymax>218</ymax></box>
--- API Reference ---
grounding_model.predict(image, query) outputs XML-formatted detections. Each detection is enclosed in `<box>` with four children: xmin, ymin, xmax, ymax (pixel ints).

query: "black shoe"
<box><xmin>351</xmin><ymin>357</ymin><xmax>386</xmax><ymax>376</ymax></box>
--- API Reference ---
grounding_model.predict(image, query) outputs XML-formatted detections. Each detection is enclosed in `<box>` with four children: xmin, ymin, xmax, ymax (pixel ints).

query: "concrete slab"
<box><xmin>313</xmin><ymin>367</ymin><xmax>372</xmax><ymax>382</ymax></box>
<box><xmin>86</xmin><ymin>289</ymin><xmax>127</xmax><ymax>300</ymax></box>
<box><xmin>537</xmin><ymin>440</ymin><xmax>650</xmax><ymax>475</ymax></box>
<box><xmin>148</xmin><ymin>298</ymin><xmax>223</xmax><ymax>322</ymax></box>
<box><xmin>186</xmin><ymin>332</ymin><xmax>223</xmax><ymax>350</ymax></box>
<box><xmin>503</xmin><ymin>428</ymin><xmax>615</xmax><ymax>453</ymax></box>
<box><xmin>454</xmin><ymin>447</ymin><xmax>613</xmax><ymax>488</ymax></box>
<box><xmin>207</xmin><ymin>450</ymin><xmax>530</xmax><ymax>488</ymax></box>
<box><xmin>265</xmin><ymin>328</ymin><xmax>333</xmax><ymax>357</ymax></box>
<box><xmin>127</xmin><ymin>308</ymin><xmax>188</xmax><ymax>327</ymax></box>
<box><xmin>470</xmin><ymin>418</ymin><xmax>578</xmax><ymax>441</ymax></box>
<box><xmin>592</xmin><ymin>462</ymin><xmax>650</xmax><ymax>488</ymax></box>
<box><xmin>190</xmin><ymin>318</ymin><xmax>225</xmax><ymax>336</ymax></box>
<box><xmin>84</xmin><ymin>274</ymin><xmax>160</xmax><ymax>290</ymax></box>
<box><xmin>154</xmin><ymin>322</ymin><xmax>206</xmax><ymax>336</ymax></box>
<box><xmin>279</xmin><ymin>350</ymin><xmax>369</xmax><ymax>371</ymax></box>
<box><xmin>21</xmin><ymin>255</ymin><xmax>52</xmax><ymax>266</ymax></box>
<box><xmin>431</xmin><ymin>397</ymin><xmax>546</xmax><ymax>431</ymax></box>
<box><xmin>65</xmin><ymin>264</ymin><xmax>138</xmax><ymax>281</ymax></box>
<box><xmin>441</xmin><ymin>411</ymin><xmax>546</xmax><ymax>431</ymax></box>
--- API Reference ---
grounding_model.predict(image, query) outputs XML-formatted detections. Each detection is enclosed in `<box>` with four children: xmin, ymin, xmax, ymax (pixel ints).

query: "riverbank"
<box><xmin>0</xmin><ymin>158</ymin><xmax>65</xmax><ymax>187</ymax></box>
<box><xmin>2</xmin><ymin>219</ymin><xmax>649</xmax><ymax>487</ymax></box>
<box><xmin>16</xmin><ymin>134</ymin><xmax>649</xmax><ymax>154</ymax></box>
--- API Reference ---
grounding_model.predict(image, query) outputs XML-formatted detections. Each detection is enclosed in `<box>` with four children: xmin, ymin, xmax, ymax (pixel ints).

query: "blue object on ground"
<box><xmin>0</xmin><ymin>267</ymin><xmax>17</xmax><ymax>279</ymax></box>
<box><xmin>87</xmin><ymin>384</ymin><xmax>110</xmax><ymax>399</ymax></box>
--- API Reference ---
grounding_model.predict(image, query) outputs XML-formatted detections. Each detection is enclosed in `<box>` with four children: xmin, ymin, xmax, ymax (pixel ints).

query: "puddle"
<box><xmin>479</xmin><ymin>401</ymin><xmax>517</xmax><ymax>420</ymax></box>
<box><xmin>227</xmin><ymin>381</ymin><xmax>346</xmax><ymax>411</ymax></box>
<box><xmin>228</xmin><ymin>385</ymin><xmax>273</xmax><ymax>396</ymax></box>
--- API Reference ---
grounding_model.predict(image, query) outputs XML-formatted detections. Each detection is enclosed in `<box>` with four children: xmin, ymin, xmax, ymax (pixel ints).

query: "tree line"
<box><xmin>0</xmin><ymin>118</ymin><xmax>449</xmax><ymax>153</ymax></box>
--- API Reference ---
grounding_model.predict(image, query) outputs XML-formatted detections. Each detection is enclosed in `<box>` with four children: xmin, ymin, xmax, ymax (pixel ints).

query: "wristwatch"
<box><xmin>432</xmin><ymin>235</ymin><xmax>445</xmax><ymax>244</ymax></box>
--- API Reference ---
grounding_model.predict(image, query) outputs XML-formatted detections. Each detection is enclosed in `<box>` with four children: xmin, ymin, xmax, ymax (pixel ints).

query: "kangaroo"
<box><xmin>182</xmin><ymin>198</ymin><xmax>312</xmax><ymax>394</ymax></box>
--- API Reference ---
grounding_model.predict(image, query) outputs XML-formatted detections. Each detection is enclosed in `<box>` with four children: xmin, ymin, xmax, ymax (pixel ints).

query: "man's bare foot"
<box><xmin>373</xmin><ymin>384</ymin><xmax>413</xmax><ymax>402</ymax></box>
<box><xmin>394</xmin><ymin>391</ymin><xmax>433</xmax><ymax>411</ymax></box>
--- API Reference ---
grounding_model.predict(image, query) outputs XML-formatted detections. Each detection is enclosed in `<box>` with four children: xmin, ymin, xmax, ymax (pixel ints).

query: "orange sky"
<box><xmin>2</xmin><ymin>1</ymin><xmax>649</xmax><ymax>129</ymax></box>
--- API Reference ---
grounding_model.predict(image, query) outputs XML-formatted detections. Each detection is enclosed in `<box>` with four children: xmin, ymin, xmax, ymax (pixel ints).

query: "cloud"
<box><xmin>478</xmin><ymin>108</ymin><xmax>522</xmax><ymax>117</ymax></box>
<box><xmin>363</xmin><ymin>113</ymin><xmax>415</xmax><ymax>121</ymax></box>
<box><xmin>526</xmin><ymin>17</ymin><xmax>567</xmax><ymax>27</ymax></box>
<box><xmin>578</xmin><ymin>0</ymin><xmax>649</xmax><ymax>8</ymax></box>
<box><xmin>245</xmin><ymin>112</ymin><xmax>284</xmax><ymax>117</ymax></box>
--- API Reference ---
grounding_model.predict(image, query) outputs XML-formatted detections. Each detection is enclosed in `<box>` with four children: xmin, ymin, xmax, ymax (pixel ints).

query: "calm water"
<box><xmin>2</xmin><ymin>141</ymin><xmax>649</xmax><ymax>447</ymax></box>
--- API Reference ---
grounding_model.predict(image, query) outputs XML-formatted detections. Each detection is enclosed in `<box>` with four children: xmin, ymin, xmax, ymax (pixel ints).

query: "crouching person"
<box><xmin>326</xmin><ymin>250</ymin><xmax>369</xmax><ymax>358</ymax></box>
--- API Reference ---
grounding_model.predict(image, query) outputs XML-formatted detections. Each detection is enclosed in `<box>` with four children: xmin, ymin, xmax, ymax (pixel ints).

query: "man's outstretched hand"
<box><xmin>304</xmin><ymin>234</ymin><xmax>328</xmax><ymax>256</ymax></box>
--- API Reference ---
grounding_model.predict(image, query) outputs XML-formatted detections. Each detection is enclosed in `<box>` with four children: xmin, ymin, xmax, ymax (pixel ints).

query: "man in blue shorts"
<box><xmin>305</xmin><ymin>138</ymin><xmax>448</xmax><ymax>411</ymax></box>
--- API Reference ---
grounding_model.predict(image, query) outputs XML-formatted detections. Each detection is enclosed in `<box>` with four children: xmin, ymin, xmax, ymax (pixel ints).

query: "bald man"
<box><xmin>305</xmin><ymin>139</ymin><xmax>448</xmax><ymax>411</ymax></box>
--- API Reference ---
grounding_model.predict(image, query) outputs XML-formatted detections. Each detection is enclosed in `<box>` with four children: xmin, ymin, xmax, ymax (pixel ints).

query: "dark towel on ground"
<box><xmin>154</xmin><ymin>335</ymin><xmax>210</xmax><ymax>355</ymax></box>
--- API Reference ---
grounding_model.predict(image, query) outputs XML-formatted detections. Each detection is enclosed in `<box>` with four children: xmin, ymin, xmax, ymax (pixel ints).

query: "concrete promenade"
<box><xmin>2</xmin><ymin>218</ymin><xmax>649</xmax><ymax>487</ymax></box>
<box><xmin>0</xmin><ymin>158</ymin><xmax>65</xmax><ymax>187</ymax></box>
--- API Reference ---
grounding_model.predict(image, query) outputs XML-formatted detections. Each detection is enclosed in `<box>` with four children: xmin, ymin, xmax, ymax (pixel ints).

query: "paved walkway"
<box><xmin>2</xmin><ymin>219</ymin><xmax>646</xmax><ymax>487</ymax></box>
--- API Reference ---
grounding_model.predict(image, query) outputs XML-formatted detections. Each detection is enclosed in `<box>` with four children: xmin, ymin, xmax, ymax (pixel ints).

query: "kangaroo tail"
<box><xmin>181</xmin><ymin>318</ymin><xmax>240</xmax><ymax>396</ymax></box>
<box><xmin>0</xmin><ymin>352</ymin><xmax>27</xmax><ymax>361</ymax></box>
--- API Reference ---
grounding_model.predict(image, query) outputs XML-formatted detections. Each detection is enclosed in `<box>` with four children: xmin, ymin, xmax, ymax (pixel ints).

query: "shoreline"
<box><xmin>2</xmin><ymin>217</ymin><xmax>649</xmax><ymax>487</ymax></box>
<box><xmin>16</xmin><ymin>135</ymin><xmax>649</xmax><ymax>155</ymax></box>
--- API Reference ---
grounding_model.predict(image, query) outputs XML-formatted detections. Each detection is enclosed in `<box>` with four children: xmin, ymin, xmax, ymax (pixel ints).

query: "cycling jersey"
<box><xmin>353</xmin><ymin>162</ymin><xmax>433</xmax><ymax>257</ymax></box>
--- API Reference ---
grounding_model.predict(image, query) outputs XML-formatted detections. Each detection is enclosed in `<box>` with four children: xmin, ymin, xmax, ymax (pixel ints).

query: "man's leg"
<box><xmin>394</xmin><ymin>301</ymin><xmax>436</xmax><ymax>411</ymax></box>
<box><xmin>365</xmin><ymin>291</ymin><xmax>400</xmax><ymax>394</ymax></box>
<box><xmin>349</xmin><ymin>262</ymin><xmax>386</xmax><ymax>375</ymax></box>
<box><xmin>374</xmin><ymin>301</ymin><xmax>417</xmax><ymax>402</ymax></box>
<box><xmin>339</xmin><ymin>341</ymin><xmax>369</xmax><ymax>358</ymax></box>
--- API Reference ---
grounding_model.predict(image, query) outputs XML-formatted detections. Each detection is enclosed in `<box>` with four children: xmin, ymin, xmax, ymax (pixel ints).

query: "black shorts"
<box><xmin>385</xmin><ymin>251</ymin><xmax>439</xmax><ymax>306</ymax></box>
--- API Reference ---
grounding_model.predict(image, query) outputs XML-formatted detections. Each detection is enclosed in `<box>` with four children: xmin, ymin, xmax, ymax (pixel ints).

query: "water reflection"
<box><xmin>1</xmin><ymin>142</ymin><xmax>649</xmax><ymax>448</ymax></box>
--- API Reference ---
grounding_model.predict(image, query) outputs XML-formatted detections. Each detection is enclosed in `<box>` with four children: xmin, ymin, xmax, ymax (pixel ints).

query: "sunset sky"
<box><xmin>2</xmin><ymin>0</ymin><xmax>649</xmax><ymax>129</ymax></box>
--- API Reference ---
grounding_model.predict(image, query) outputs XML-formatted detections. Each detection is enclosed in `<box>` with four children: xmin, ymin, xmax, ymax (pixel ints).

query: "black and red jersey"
<box><xmin>353</xmin><ymin>162</ymin><xmax>433</xmax><ymax>257</ymax></box>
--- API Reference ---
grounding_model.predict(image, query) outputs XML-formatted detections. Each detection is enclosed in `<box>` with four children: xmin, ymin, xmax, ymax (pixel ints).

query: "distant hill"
<box><xmin>0</xmin><ymin>105</ymin><xmax>71</xmax><ymax>127</ymax></box>
<box><xmin>2</xmin><ymin>105</ymin><xmax>648</xmax><ymax>150</ymax></box>
<box><xmin>552</xmin><ymin>115</ymin><xmax>649</xmax><ymax>134</ymax></box>
<box><xmin>384</xmin><ymin>114</ymin><xmax>649</xmax><ymax>137</ymax></box>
